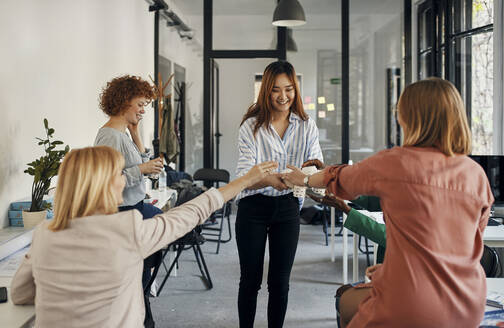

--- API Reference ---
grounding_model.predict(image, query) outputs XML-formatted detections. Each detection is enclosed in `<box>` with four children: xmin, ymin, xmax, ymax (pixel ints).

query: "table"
<box><xmin>0</xmin><ymin>276</ymin><xmax>35</xmax><ymax>328</ymax></box>
<box><xmin>147</xmin><ymin>188</ymin><xmax>177</xmax><ymax>210</ymax></box>
<box><xmin>483</xmin><ymin>225</ymin><xmax>504</xmax><ymax>248</ymax></box>
<box><xmin>486</xmin><ymin>278</ymin><xmax>504</xmax><ymax>311</ymax></box>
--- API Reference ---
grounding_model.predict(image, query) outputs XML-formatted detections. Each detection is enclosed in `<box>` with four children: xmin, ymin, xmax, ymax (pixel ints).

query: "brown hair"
<box><xmin>49</xmin><ymin>146</ymin><xmax>125</xmax><ymax>231</ymax></box>
<box><xmin>99</xmin><ymin>75</ymin><xmax>154</xmax><ymax>116</ymax></box>
<box><xmin>397</xmin><ymin>77</ymin><xmax>471</xmax><ymax>156</ymax></box>
<box><xmin>240</xmin><ymin>61</ymin><xmax>308</xmax><ymax>135</ymax></box>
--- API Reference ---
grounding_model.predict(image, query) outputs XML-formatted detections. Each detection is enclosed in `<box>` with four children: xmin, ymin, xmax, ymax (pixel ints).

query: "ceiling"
<box><xmin>168</xmin><ymin>0</ymin><xmax>405</xmax><ymax>51</ymax></box>
<box><xmin>172</xmin><ymin>0</ymin><xmax>404</xmax><ymax>16</ymax></box>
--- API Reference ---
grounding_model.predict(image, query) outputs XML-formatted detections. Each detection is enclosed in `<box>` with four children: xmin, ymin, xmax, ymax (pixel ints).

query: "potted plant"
<box><xmin>23</xmin><ymin>118</ymin><xmax>69</xmax><ymax>228</ymax></box>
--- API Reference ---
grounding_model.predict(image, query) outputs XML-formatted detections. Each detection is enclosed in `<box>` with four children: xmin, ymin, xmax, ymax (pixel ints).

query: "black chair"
<box><xmin>315</xmin><ymin>204</ymin><xmax>344</xmax><ymax>246</ymax></box>
<box><xmin>146</xmin><ymin>228</ymin><xmax>213</xmax><ymax>296</ymax></box>
<box><xmin>193</xmin><ymin>168</ymin><xmax>232</xmax><ymax>254</ymax></box>
<box><xmin>480</xmin><ymin>244</ymin><xmax>500</xmax><ymax>277</ymax></box>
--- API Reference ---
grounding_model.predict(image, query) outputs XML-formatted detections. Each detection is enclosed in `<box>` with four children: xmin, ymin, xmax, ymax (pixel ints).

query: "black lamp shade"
<box><xmin>272</xmin><ymin>0</ymin><xmax>306</xmax><ymax>27</ymax></box>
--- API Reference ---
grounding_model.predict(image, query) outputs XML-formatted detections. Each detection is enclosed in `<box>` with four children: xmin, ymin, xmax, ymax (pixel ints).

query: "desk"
<box><xmin>486</xmin><ymin>278</ymin><xmax>504</xmax><ymax>312</ymax></box>
<box><xmin>147</xmin><ymin>188</ymin><xmax>177</xmax><ymax>210</ymax></box>
<box><xmin>483</xmin><ymin>225</ymin><xmax>504</xmax><ymax>248</ymax></box>
<box><xmin>0</xmin><ymin>276</ymin><xmax>35</xmax><ymax>328</ymax></box>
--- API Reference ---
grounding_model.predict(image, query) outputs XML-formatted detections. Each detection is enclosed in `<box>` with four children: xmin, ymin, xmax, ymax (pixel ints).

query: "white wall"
<box><xmin>0</xmin><ymin>0</ymin><xmax>154</xmax><ymax>227</ymax></box>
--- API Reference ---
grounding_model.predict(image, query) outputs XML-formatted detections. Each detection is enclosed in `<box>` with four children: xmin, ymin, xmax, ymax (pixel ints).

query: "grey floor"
<box><xmin>151</xmin><ymin>214</ymin><xmax>369</xmax><ymax>328</ymax></box>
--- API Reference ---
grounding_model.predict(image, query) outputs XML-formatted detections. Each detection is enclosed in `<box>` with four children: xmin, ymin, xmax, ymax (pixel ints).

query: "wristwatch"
<box><xmin>303</xmin><ymin>175</ymin><xmax>310</xmax><ymax>188</ymax></box>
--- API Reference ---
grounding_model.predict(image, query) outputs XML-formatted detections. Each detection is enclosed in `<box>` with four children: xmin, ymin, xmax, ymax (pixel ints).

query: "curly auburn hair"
<box><xmin>99</xmin><ymin>75</ymin><xmax>155</xmax><ymax>116</ymax></box>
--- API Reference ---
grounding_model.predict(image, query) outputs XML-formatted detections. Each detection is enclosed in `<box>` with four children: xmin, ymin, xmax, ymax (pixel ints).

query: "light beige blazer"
<box><xmin>11</xmin><ymin>188</ymin><xmax>224</xmax><ymax>328</ymax></box>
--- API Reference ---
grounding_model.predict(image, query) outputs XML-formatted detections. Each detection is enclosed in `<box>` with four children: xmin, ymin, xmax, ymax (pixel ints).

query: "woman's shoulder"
<box><xmin>94</xmin><ymin>127</ymin><xmax>125</xmax><ymax>147</ymax></box>
<box><xmin>241</xmin><ymin>116</ymin><xmax>257</xmax><ymax>127</ymax></box>
<box><xmin>239</xmin><ymin>117</ymin><xmax>259</xmax><ymax>135</ymax></box>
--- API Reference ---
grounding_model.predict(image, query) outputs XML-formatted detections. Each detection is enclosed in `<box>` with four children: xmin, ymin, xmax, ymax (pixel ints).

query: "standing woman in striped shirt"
<box><xmin>235</xmin><ymin>61</ymin><xmax>323</xmax><ymax>328</ymax></box>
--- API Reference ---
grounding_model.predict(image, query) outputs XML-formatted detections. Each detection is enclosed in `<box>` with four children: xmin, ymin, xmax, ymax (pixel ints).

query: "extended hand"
<box><xmin>302</xmin><ymin>159</ymin><xmax>325</xmax><ymax>169</ymax></box>
<box><xmin>139</xmin><ymin>157</ymin><xmax>164</xmax><ymax>174</ymax></box>
<box><xmin>244</xmin><ymin>161</ymin><xmax>278</xmax><ymax>186</ymax></box>
<box><xmin>282</xmin><ymin>165</ymin><xmax>306</xmax><ymax>187</ymax></box>
<box><xmin>307</xmin><ymin>193</ymin><xmax>351</xmax><ymax>214</ymax></box>
<box><xmin>268</xmin><ymin>174</ymin><xmax>290</xmax><ymax>191</ymax></box>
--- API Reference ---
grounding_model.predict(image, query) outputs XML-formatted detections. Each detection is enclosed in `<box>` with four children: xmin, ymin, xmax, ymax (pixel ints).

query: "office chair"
<box><xmin>193</xmin><ymin>168</ymin><xmax>232</xmax><ymax>254</ymax></box>
<box><xmin>146</xmin><ymin>228</ymin><xmax>213</xmax><ymax>295</ymax></box>
<box><xmin>314</xmin><ymin>204</ymin><xmax>344</xmax><ymax>246</ymax></box>
<box><xmin>480</xmin><ymin>245</ymin><xmax>500</xmax><ymax>277</ymax></box>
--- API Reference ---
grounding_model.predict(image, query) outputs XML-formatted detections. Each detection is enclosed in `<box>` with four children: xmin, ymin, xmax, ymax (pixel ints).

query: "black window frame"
<box><xmin>416</xmin><ymin>0</ymin><xmax>494</xmax><ymax>126</ymax></box>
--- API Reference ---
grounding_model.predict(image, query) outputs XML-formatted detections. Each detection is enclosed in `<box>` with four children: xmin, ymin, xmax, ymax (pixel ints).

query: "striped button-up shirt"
<box><xmin>235</xmin><ymin>113</ymin><xmax>323</xmax><ymax>201</ymax></box>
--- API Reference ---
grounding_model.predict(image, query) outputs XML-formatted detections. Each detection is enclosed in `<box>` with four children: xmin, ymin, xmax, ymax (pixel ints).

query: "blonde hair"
<box><xmin>49</xmin><ymin>146</ymin><xmax>125</xmax><ymax>231</ymax></box>
<box><xmin>397</xmin><ymin>77</ymin><xmax>472</xmax><ymax>156</ymax></box>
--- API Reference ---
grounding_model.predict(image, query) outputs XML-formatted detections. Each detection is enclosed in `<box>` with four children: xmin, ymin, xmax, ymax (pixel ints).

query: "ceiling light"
<box><xmin>272</xmin><ymin>0</ymin><xmax>306</xmax><ymax>27</ymax></box>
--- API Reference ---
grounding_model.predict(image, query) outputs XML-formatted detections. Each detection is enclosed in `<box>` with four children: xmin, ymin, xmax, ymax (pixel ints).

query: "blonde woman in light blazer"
<box><xmin>11</xmin><ymin>146</ymin><xmax>277</xmax><ymax>328</ymax></box>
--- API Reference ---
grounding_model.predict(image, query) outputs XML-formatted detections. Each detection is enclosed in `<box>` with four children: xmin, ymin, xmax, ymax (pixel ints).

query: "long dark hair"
<box><xmin>240</xmin><ymin>61</ymin><xmax>307</xmax><ymax>136</ymax></box>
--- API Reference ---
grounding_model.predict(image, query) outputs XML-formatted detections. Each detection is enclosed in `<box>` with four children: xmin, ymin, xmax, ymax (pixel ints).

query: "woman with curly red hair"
<box><xmin>95</xmin><ymin>75</ymin><xmax>163</xmax><ymax>212</ymax></box>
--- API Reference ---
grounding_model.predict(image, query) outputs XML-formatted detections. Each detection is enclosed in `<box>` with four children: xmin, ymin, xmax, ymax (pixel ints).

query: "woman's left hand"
<box><xmin>244</xmin><ymin>161</ymin><xmax>279</xmax><ymax>187</ymax></box>
<box><xmin>282</xmin><ymin>165</ymin><xmax>306</xmax><ymax>187</ymax></box>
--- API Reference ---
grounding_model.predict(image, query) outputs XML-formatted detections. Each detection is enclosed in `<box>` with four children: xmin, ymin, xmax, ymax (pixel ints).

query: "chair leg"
<box><xmin>364</xmin><ymin>237</ymin><xmax>371</xmax><ymax>267</ymax></box>
<box><xmin>357</xmin><ymin>236</ymin><xmax>372</xmax><ymax>267</ymax></box>
<box><xmin>157</xmin><ymin>245</ymin><xmax>184</xmax><ymax>297</ymax></box>
<box><xmin>193</xmin><ymin>244</ymin><xmax>213</xmax><ymax>289</ymax></box>
<box><xmin>220</xmin><ymin>210</ymin><xmax>232</xmax><ymax>243</ymax></box>
<box><xmin>322</xmin><ymin>209</ymin><xmax>329</xmax><ymax>246</ymax></box>
<box><xmin>143</xmin><ymin>249</ymin><xmax>170</xmax><ymax>296</ymax></box>
<box><xmin>215</xmin><ymin>215</ymin><xmax>224</xmax><ymax>254</ymax></box>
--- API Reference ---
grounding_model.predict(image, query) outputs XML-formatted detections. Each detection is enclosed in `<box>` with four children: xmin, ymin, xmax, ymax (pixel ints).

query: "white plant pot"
<box><xmin>22</xmin><ymin>210</ymin><xmax>47</xmax><ymax>229</ymax></box>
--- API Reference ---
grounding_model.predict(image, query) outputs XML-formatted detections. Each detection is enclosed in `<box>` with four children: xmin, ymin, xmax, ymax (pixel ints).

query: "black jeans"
<box><xmin>236</xmin><ymin>193</ymin><xmax>300</xmax><ymax>328</ymax></box>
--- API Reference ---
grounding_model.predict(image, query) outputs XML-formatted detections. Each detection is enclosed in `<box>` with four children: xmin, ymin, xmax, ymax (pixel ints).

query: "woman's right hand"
<box><xmin>243</xmin><ymin>161</ymin><xmax>279</xmax><ymax>187</ymax></box>
<box><xmin>139</xmin><ymin>157</ymin><xmax>164</xmax><ymax>174</ymax></box>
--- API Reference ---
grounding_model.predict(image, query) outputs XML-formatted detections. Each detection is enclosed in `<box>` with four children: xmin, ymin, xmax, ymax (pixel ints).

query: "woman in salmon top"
<box><xmin>284</xmin><ymin>78</ymin><xmax>494</xmax><ymax>328</ymax></box>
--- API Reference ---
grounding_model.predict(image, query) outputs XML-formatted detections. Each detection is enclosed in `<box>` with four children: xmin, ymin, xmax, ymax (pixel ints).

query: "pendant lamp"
<box><xmin>272</xmin><ymin>0</ymin><xmax>306</xmax><ymax>27</ymax></box>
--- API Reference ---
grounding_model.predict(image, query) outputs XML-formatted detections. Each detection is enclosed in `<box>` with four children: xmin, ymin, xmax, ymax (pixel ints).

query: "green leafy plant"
<box><xmin>24</xmin><ymin>119</ymin><xmax>70</xmax><ymax>212</ymax></box>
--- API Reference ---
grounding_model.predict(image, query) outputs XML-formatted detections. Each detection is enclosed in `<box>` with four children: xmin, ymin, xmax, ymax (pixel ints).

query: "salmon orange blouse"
<box><xmin>324</xmin><ymin>147</ymin><xmax>493</xmax><ymax>328</ymax></box>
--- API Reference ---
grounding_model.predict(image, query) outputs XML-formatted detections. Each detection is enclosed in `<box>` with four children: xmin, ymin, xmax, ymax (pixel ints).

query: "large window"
<box><xmin>416</xmin><ymin>0</ymin><xmax>495</xmax><ymax>155</ymax></box>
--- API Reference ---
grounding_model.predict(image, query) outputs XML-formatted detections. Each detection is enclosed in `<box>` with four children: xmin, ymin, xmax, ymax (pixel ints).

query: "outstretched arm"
<box><xmin>136</xmin><ymin>161</ymin><xmax>278</xmax><ymax>258</ymax></box>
